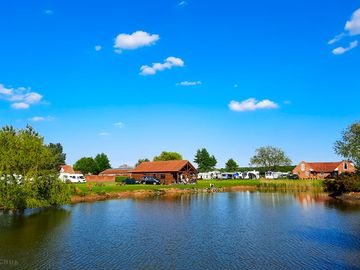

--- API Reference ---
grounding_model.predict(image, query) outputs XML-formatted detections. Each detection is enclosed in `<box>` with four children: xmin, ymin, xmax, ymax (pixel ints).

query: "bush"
<box><xmin>95</xmin><ymin>182</ymin><xmax>105</xmax><ymax>187</ymax></box>
<box><xmin>324</xmin><ymin>172</ymin><xmax>360</xmax><ymax>195</ymax></box>
<box><xmin>0</xmin><ymin>176</ymin><xmax>71</xmax><ymax>210</ymax></box>
<box><xmin>115</xmin><ymin>176</ymin><xmax>127</xmax><ymax>182</ymax></box>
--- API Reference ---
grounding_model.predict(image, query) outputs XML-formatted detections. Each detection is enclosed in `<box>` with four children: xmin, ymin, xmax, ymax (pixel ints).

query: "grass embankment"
<box><xmin>71</xmin><ymin>179</ymin><xmax>324</xmax><ymax>198</ymax></box>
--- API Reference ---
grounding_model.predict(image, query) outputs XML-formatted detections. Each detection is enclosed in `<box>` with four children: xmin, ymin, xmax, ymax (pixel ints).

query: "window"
<box><xmin>344</xmin><ymin>163</ymin><xmax>348</xmax><ymax>170</ymax></box>
<box><xmin>160</xmin><ymin>174</ymin><xmax>165</xmax><ymax>179</ymax></box>
<box><xmin>301</xmin><ymin>163</ymin><xmax>305</xmax><ymax>171</ymax></box>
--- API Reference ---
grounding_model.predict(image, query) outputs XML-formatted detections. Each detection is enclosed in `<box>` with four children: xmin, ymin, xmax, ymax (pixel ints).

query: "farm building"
<box><xmin>131</xmin><ymin>160</ymin><xmax>198</xmax><ymax>185</ymax></box>
<box><xmin>292</xmin><ymin>161</ymin><xmax>356</xmax><ymax>179</ymax></box>
<box><xmin>99</xmin><ymin>165</ymin><xmax>133</xmax><ymax>177</ymax></box>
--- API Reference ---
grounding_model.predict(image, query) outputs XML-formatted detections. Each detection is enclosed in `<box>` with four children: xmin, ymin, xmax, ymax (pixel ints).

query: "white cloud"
<box><xmin>29</xmin><ymin>116</ymin><xmax>54</xmax><ymax>122</ymax></box>
<box><xmin>345</xmin><ymin>8</ymin><xmax>360</xmax><ymax>36</ymax></box>
<box><xmin>99</xmin><ymin>132</ymin><xmax>110</xmax><ymax>136</ymax></box>
<box><xmin>332</xmin><ymin>40</ymin><xmax>358</xmax><ymax>55</ymax></box>
<box><xmin>0</xmin><ymin>84</ymin><xmax>13</xmax><ymax>95</ymax></box>
<box><xmin>140</xmin><ymin>56</ymin><xmax>184</xmax><ymax>76</ymax></box>
<box><xmin>114</xmin><ymin>31</ymin><xmax>159</xmax><ymax>53</ymax></box>
<box><xmin>94</xmin><ymin>45</ymin><xmax>102</xmax><ymax>51</ymax></box>
<box><xmin>176</xmin><ymin>81</ymin><xmax>202</xmax><ymax>86</ymax></box>
<box><xmin>234</xmin><ymin>84</ymin><xmax>239</xmax><ymax>88</ymax></box>
<box><xmin>114</xmin><ymin>122</ymin><xmax>124</xmax><ymax>128</ymax></box>
<box><xmin>11</xmin><ymin>103</ymin><xmax>30</xmax><ymax>109</ymax></box>
<box><xmin>329</xmin><ymin>8</ymin><xmax>360</xmax><ymax>47</ymax></box>
<box><xmin>229</xmin><ymin>98</ymin><xmax>279</xmax><ymax>112</ymax></box>
<box><xmin>0</xmin><ymin>83</ymin><xmax>44</xmax><ymax>109</ymax></box>
<box><xmin>178</xmin><ymin>1</ymin><xmax>187</xmax><ymax>6</ymax></box>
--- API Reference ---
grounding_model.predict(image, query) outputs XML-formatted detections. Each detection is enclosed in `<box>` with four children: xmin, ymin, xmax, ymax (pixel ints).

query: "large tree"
<box><xmin>135</xmin><ymin>158</ymin><xmax>150</xmax><ymax>167</ymax></box>
<box><xmin>250</xmin><ymin>146</ymin><xmax>291</xmax><ymax>171</ymax></box>
<box><xmin>225</xmin><ymin>158</ymin><xmax>239</xmax><ymax>172</ymax></box>
<box><xmin>153</xmin><ymin>151</ymin><xmax>183</xmax><ymax>161</ymax></box>
<box><xmin>334</xmin><ymin>121</ymin><xmax>360</xmax><ymax>169</ymax></box>
<box><xmin>94</xmin><ymin>153</ymin><xmax>111</xmax><ymax>173</ymax></box>
<box><xmin>73</xmin><ymin>157</ymin><xmax>99</xmax><ymax>175</ymax></box>
<box><xmin>0</xmin><ymin>125</ymin><xmax>70</xmax><ymax>210</ymax></box>
<box><xmin>194</xmin><ymin>148</ymin><xmax>217</xmax><ymax>172</ymax></box>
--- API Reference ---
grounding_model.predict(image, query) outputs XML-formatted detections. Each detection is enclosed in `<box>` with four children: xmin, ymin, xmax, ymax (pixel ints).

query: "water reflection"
<box><xmin>0</xmin><ymin>192</ymin><xmax>359</xmax><ymax>270</ymax></box>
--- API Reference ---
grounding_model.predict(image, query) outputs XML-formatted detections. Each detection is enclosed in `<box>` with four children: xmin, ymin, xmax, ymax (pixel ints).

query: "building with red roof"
<box><xmin>131</xmin><ymin>160</ymin><xmax>197</xmax><ymax>185</ymax></box>
<box><xmin>292</xmin><ymin>161</ymin><xmax>356</xmax><ymax>179</ymax></box>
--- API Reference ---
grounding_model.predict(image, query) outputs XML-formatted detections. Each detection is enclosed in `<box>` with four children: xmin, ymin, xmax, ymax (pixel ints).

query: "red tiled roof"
<box><xmin>307</xmin><ymin>162</ymin><xmax>342</xmax><ymax>172</ymax></box>
<box><xmin>132</xmin><ymin>160</ymin><xmax>192</xmax><ymax>173</ymax></box>
<box><xmin>60</xmin><ymin>165</ymin><xmax>75</xmax><ymax>174</ymax></box>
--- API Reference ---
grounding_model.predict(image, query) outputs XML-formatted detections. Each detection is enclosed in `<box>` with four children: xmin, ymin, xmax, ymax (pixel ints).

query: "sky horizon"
<box><xmin>1</xmin><ymin>0</ymin><xmax>359</xmax><ymax>168</ymax></box>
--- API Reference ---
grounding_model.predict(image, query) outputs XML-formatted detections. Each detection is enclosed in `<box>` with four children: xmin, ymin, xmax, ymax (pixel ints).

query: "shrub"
<box><xmin>324</xmin><ymin>172</ymin><xmax>360</xmax><ymax>195</ymax></box>
<box><xmin>115</xmin><ymin>176</ymin><xmax>127</xmax><ymax>182</ymax></box>
<box><xmin>95</xmin><ymin>182</ymin><xmax>105</xmax><ymax>187</ymax></box>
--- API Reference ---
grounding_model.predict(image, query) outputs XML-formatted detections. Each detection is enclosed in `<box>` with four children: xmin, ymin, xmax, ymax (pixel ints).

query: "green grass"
<box><xmin>71</xmin><ymin>179</ymin><xmax>324</xmax><ymax>196</ymax></box>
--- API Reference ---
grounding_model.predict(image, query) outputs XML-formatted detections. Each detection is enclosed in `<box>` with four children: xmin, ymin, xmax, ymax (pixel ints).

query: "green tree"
<box><xmin>194</xmin><ymin>148</ymin><xmax>217</xmax><ymax>172</ymax></box>
<box><xmin>48</xmin><ymin>143</ymin><xmax>66</xmax><ymax>170</ymax></box>
<box><xmin>334</xmin><ymin>121</ymin><xmax>360</xmax><ymax>169</ymax></box>
<box><xmin>135</xmin><ymin>158</ymin><xmax>150</xmax><ymax>167</ymax></box>
<box><xmin>73</xmin><ymin>157</ymin><xmax>99</xmax><ymax>175</ymax></box>
<box><xmin>94</xmin><ymin>153</ymin><xmax>111</xmax><ymax>173</ymax></box>
<box><xmin>250</xmin><ymin>146</ymin><xmax>291</xmax><ymax>171</ymax></box>
<box><xmin>153</xmin><ymin>151</ymin><xmax>183</xmax><ymax>161</ymax></box>
<box><xmin>225</xmin><ymin>158</ymin><xmax>239</xmax><ymax>172</ymax></box>
<box><xmin>0</xmin><ymin>125</ymin><xmax>70</xmax><ymax>210</ymax></box>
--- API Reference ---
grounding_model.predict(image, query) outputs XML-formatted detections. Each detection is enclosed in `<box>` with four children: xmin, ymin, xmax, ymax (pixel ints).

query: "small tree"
<box><xmin>225</xmin><ymin>158</ymin><xmax>239</xmax><ymax>172</ymax></box>
<box><xmin>194</xmin><ymin>148</ymin><xmax>217</xmax><ymax>172</ymax></box>
<box><xmin>73</xmin><ymin>157</ymin><xmax>99</xmax><ymax>175</ymax></box>
<box><xmin>334</xmin><ymin>121</ymin><xmax>360</xmax><ymax>169</ymax></box>
<box><xmin>250</xmin><ymin>146</ymin><xmax>291</xmax><ymax>171</ymax></box>
<box><xmin>94</xmin><ymin>153</ymin><xmax>111</xmax><ymax>173</ymax></box>
<box><xmin>153</xmin><ymin>151</ymin><xmax>183</xmax><ymax>161</ymax></box>
<box><xmin>135</xmin><ymin>158</ymin><xmax>150</xmax><ymax>167</ymax></box>
<box><xmin>48</xmin><ymin>143</ymin><xmax>66</xmax><ymax>170</ymax></box>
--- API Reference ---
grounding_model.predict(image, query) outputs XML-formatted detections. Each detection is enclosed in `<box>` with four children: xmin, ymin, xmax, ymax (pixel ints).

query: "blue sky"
<box><xmin>1</xmin><ymin>0</ymin><xmax>359</xmax><ymax>167</ymax></box>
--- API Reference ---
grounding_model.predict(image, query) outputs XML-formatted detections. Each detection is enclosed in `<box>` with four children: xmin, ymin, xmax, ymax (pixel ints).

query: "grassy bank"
<box><xmin>71</xmin><ymin>179</ymin><xmax>324</xmax><ymax>197</ymax></box>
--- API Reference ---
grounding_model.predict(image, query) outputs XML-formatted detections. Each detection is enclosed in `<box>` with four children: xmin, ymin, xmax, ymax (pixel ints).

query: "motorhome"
<box><xmin>59</xmin><ymin>165</ymin><xmax>86</xmax><ymax>183</ymax></box>
<box><xmin>265</xmin><ymin>171</ymin><xmax>283</xmax><ymax>179</ymax></box>
<box><xmin>241</xmin><ymin>170</ymin><xmax>260</xmax><ymax>179</ymax></box>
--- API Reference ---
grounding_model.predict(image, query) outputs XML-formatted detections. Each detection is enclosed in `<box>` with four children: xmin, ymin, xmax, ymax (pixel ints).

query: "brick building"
<box><xmin>292</xmin><ymin>161</ymin><xmax>356</xmax><ymax>179</ymax></box>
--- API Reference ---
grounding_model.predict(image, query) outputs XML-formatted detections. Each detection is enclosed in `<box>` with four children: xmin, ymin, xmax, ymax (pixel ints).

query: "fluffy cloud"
<box><xmin>332</xmin><ymin>40</ymin><xmax>358</xmax><ymax>55</ymax></box>
<box><xmin>94</xmin><ymin>45</ymin><xmax>102</xmax><ymax>51</ymax></box>
<box><xmin>11</xmin><ymin>103</ymin><xmax>30</xmax><ymax>109</ymax></box>
<box><xmin>329</xmin><ymin>8</ymin><xmax>360</xmax><ymax>53</ymax></box>
<box><xmin>0</xmin><ymin>84</ymin><xmax>44</xmax><ymax>109</ymax></box>
<box><xmin>229</xmin><ymin>98</ymin><xmax>279</xmax><ymax>112</ymax></box>
<box><xmin>176</xmin><ymin>81</ymin><xmax>202</xmax><ymax>86</ymax></box>
<box><xmin>178</xmin><ymin>1</ymin><xmax>187</xmax><ymax>6</ymax></box>
<box><xmin>114</xmin><ymin>31</ymin><xmax>159</xmax><ymax>53</ymax></box>
<box><xmin>345</xmin><ymin>8</ymin><xmax>360</xmax><ymax>36</ymax></box>
<box><xmin>44</xmin><ymin>10</ymin><xmax>54</xmax><ymax>15</ymax></box>
<box><xmin>99</xmin><ymin>132</ymin><xmax>110</xmax><ymax>136</ymax></box>
<box><xmin>140</xmin><ymin>57</ymin><xmax>184</xmax><ymax>76</ymax></box>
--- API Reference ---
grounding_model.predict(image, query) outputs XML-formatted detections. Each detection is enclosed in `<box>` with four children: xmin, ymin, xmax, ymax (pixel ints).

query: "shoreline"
<box><xmin>71</xmin><ymin>186</ymin><xmax>258</xmax><ymax>204</ymax></box>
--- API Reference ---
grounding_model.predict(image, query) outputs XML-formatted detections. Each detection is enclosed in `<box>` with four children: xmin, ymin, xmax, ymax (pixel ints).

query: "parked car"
<box><xmin>122</xmin><ymin>178</ymin><xmax>138</xmax><ymax>185</ymax></box>
<box><xmin>140</xmin><ymin>176</ymin><xmax>160</xmax><ymax>185</ymax></box>
<box><xmin>288</xmin><ymin>173</ymin><xmax>299</xmax><ymax>179</ymax></box>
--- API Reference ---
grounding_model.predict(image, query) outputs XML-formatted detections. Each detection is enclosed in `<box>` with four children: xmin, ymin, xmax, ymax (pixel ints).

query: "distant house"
<box><xmin>99</xmin><ymin>165</ymin><xmax>133</xmax><ymax>177</ymax></box>
<box><xmin>131</xmin><ymin>160</ymin><xmax>198</xmax><ymax>185</ymax></box>
<box><xmin>59</xmin><ymin>165</ymin><xmax>85</xmax><ymax>183</ymax></box>
<box><xmin>292</xmin><ymin>161</ymin><xmax>356</xmax><ymax>179</ymax></box>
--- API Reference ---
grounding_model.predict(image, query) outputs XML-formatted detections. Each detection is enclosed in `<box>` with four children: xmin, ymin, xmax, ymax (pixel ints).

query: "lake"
<box><xmin>0</xmin><ymin>191</ymin><xmax>360</xmax><ymax>269</ymax></box>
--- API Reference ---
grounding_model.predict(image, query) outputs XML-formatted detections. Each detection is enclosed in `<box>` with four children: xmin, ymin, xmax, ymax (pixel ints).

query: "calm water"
<box><xmin>0</xmin><ymin>191</ymin><xmax>360</xmax><ymax>270</ymax></box>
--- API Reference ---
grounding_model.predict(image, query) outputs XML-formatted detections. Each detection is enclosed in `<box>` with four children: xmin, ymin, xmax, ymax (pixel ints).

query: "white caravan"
<box><xmin>265</xmin><ymin>171</ymin><xmax>283</xmax><ymax>179</ymax></box>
